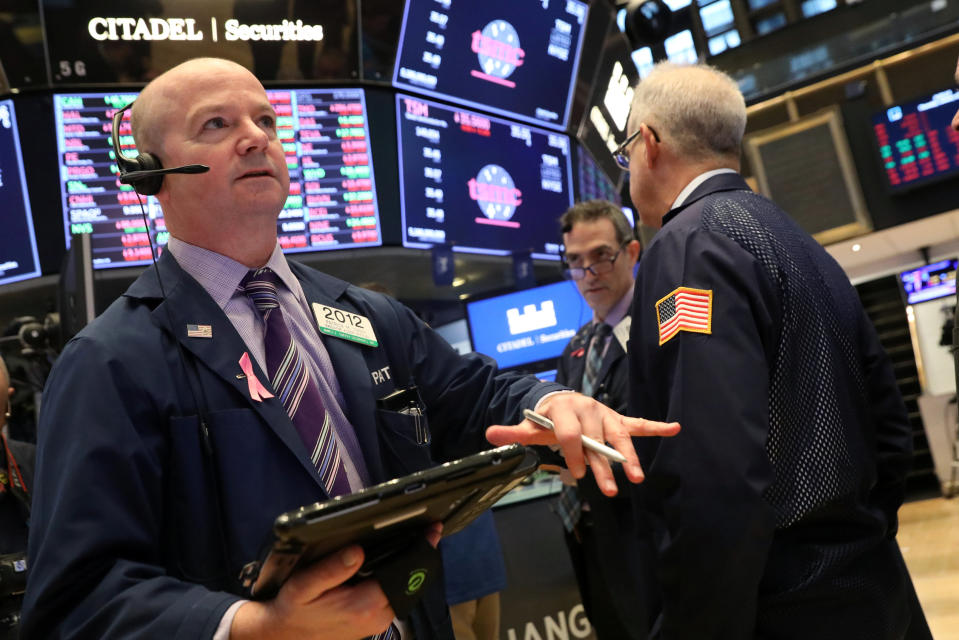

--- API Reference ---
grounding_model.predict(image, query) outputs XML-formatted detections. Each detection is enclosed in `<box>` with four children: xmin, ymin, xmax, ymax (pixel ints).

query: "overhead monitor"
<box><xmin>392</xmin><ymin>0</ymin><xmax>589</xmax><ymax>130</ymax></box>
<box><xmin>576</xmin><ymin>21</ymin><xmax>638</xmax><ymax>186</ymax></box>
<box><xmin>871</xmin><ymin>88</ymin><xmax>959</xmax><ymax>192</ymax></box>
<box><xmin>0</xmin><ymin>98</ymin><xmax>42</xmax><ymax>286</ymax></box>
<box><xmin>465</xmin><ymin>280</ymin><xmax>591</xmax><ymax>370</ymax></box>
<box><xmin>900</xmin><ymin>259</ymin><xmax>957</xmax><ymax>305</ymax></box>
<box><xmin>54</xmin><ymin>88</ymin><xmax>382</xmax><ymax>269</ymax></box>
<box><xmin>397</xmin><ymin>95</ymin><xmax>572</xmax><ymax>260</ymax></box>
<box><xmin>576</xmin><ymin>144</ymin><xmax>621</xmax><ymax>205</ymax></box>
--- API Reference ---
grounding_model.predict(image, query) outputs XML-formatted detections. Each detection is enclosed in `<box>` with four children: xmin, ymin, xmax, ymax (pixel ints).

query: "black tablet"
<box><xmin>239</xmin><ymin>444</ymin><xmax>540</xmax><ymax>599</ymax></box>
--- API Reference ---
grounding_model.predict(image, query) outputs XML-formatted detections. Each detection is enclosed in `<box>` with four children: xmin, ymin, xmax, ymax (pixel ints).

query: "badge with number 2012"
<box><xmin>311</xmin><ymin>303</ymin><xmax>379</xmax><ymax>347</ymax></box>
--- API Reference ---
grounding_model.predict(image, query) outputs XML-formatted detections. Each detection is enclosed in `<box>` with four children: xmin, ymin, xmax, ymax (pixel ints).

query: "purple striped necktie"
<box><xmin>241</xmin><ymin>267</ymin><xmax>351</xmax><ymax>497</ymax></box>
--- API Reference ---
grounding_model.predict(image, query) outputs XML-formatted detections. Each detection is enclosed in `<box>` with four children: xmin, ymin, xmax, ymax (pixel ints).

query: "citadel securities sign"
<box><xmin>87</xmin><ymin>17</ymin><xmax>325</xmax><ymax>42</ymax></box>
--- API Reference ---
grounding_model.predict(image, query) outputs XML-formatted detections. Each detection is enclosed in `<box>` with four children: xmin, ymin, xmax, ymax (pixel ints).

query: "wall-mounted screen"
<box><xmin>392</xmin><ymin>0</ymin><xmax>589</xmax><ymax>130</ymax></box>
<box><xmin>397</xmin><ymin>94</ymin><xmax>572</xmax><ymax>260</ymax></box>
<box><xmin>576</xmin><ymin>145</ymin><xmax>620</xmax><ymax>205</ymax></box>
<box><xmin>872</xmin><ymin>88</ymin><xmax>959</xmax><ymax>192</ymax></box>
<box><xmin>54</xmin><ymin>88</ymin><xmax>382</xmax><ymax>269</ymax></box>
<box><xmin>465</xmin><ymin>280</ymin><xmax>590</xmax><ymax>370</ymax></box>
<box><xmin>900</xmin><ymin>259</ymin><xmax>957</xmax><ymax>305</ymax></box>
<box><xmin>0</xmin><ymin>99</ymin><xmax>42</xmax><ymax>286</ymax></box>
<box><xmin>433</xmin><ymin>318</ymin><xmax>472</xmax><ymax>355</ymax></box>
<box><xmin>576</xmin><ymin>21</ymin><xmax>637</xmax><ymax>187</ymax></box>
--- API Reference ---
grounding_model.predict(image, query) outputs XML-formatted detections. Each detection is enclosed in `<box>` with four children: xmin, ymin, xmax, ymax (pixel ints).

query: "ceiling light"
<box><xmin>452</xmin><ymin>277</ymin><xmax>466</xmax><ymax>287</ymax></box>
<box><xmin>851</xmin><ymin>243</ymin><xmax>861</xmax><ymax>252</ymax></box>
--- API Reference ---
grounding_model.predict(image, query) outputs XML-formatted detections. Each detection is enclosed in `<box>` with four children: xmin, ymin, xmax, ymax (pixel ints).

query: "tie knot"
<box><xmin>242</xmin><ymin>267</ymin><xmax>281</xmax><ymax>315</ymax></box>
<box><xmin>593</xmin><ymin>322</ymin><xmax>612</xmax><ymax>341</ymax></box>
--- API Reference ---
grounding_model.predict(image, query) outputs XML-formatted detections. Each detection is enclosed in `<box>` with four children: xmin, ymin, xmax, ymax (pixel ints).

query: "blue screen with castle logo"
<box><xmin>392</xmin><ymin>0</ymin><xmax>588</xmax><ymax>130</ymax></box>
<box><xmin>466</xmin><ymin>280</ymin><xmax>592</xmax><ymax>370</ymax></box>
<box><xmin>396</xmin><ymin>94</ymin><xmax>572</xmax><ymax>259</ymax></box>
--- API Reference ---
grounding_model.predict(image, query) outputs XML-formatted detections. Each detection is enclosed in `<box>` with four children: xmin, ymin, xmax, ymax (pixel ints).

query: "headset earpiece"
<box><xmin>111</xmin><ymin>101</ymin><xmax>165</xmax><ymax>196</ymax></box>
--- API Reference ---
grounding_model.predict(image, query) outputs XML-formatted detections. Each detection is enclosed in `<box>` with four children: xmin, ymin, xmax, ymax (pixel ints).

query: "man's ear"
<box><xmin>642</xmin><ymin>124</ymin><xmax>659</xmax><ymax>168</ymax></box>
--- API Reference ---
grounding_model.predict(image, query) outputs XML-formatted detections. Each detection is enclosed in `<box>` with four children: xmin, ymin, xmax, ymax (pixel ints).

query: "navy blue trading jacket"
<box><xmin>628</xmin><ymin>173</ymin><xmax>928</xmax><ymax>639</ymax></box>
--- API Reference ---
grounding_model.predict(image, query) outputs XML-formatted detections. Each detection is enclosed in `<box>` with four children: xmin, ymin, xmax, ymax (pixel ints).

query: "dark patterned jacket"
<box><xmin>629</xmin><ymin>172</ymin><xmax>929</xmax><ymax>639</ymax></box>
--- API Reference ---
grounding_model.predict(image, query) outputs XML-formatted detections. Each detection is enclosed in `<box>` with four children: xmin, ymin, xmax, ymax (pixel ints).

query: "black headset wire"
<box><xmin>121</xmin><ymin>112</ymin><xmax>237</xmax><ymax>590</ymax></box>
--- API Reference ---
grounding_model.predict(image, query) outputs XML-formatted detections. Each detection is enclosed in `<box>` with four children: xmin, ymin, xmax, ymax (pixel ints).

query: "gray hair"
<box><xmin>628</xmin><ymin>62</ymin><xmax>746</xmax><ymax>162</ymax></box>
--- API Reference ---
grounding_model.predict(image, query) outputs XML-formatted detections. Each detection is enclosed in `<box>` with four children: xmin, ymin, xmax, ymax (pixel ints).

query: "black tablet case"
<box><xmin>240</xmin><ymin>444</ymin><xmax>539</xmax><ymax>599</ymax></box>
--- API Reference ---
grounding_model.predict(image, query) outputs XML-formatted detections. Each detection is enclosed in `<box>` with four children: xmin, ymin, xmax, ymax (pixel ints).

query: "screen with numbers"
<box><xmin>396</xmin><ymin>94</ymin><xmax>573</xmax><ymax>260</ymax></box>
<box><xmin>0</xmin><ymin>99</ymin><xmax>42</xmax><ymax>286</ymax></box>
<box><xmin>392</xmin><ymin>0</ymin><xmax>589</xmax><ymax>130</ymax></box>
<box><xmin>871</xmin><ymin>88</ymin><xmax>959</xmax><ymax>192</ymax></box>
<box><xmin>54</xmin><ymin>88</ymin><xmax>382</xmax><ymax>269</ymax></box>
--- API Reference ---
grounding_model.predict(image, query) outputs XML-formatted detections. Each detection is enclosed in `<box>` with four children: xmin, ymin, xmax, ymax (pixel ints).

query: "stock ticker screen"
<box><xmin>396</xmin><ymin>94</ymin><xmax>572</xmax><ymax>260</ymax></box>
<box><xmin>392</xmin><ymin>0</ymin><xmax>589</xmax><ymax>130</ymax></box>
<box><xmin>0</xmin><ymin>99</ymin><xmax>42</xmax><ymax>286</ymax></box>
<box><xmin>54</xmin><ymin>88</ymin><xmax>381</xmax><ymax>269</ymax></box>
<box><xmin>872</xmin><ymin>88</ymin><xmax>959</xmax><ymax>192</ymax></box>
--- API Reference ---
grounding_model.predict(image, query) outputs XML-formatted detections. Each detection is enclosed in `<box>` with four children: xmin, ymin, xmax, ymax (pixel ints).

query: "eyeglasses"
<box><xmin>562</xmin><ymin>243</ymin><xmax>630</xmax><ymax>281</ymax></box>
<box><xmin>613</xmin><ymin>124</ymin><xmax>660</xmax><ymax>170</ymax></box>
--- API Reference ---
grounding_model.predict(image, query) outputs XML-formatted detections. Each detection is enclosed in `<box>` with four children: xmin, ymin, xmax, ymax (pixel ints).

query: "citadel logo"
<box><xmin>470</xmin><ymin>20</ymin><xmax>524</xmax><ymax>88</ymax></box>
<box><xmin>468</xmin><ymin>164</ymin><xmax>522</xmax><ymax>228</ymax></box>
<box><xmin>506</xmin><ymin>301</ymin><xmax>557</xmax><ymax>335</ymax></box>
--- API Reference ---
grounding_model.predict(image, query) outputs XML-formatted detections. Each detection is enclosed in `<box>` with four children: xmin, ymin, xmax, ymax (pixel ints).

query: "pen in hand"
<box><xmin>522</xmin><ymin>408</ymin><xmax>628</xmax><ymax>465</ymax></box>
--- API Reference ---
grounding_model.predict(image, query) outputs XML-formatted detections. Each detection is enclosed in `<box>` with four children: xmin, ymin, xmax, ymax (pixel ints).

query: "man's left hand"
<box><xmin>485</xmin><ymin>393</ymin><xmax>679</xmax><ymax>496</ymax></box>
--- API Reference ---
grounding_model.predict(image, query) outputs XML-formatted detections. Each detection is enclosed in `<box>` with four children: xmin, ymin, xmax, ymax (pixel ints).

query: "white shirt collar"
<box><xmin>669</xmin><ymin>168</ymin><xmax>738</xmax><ymax>211</ymax></box>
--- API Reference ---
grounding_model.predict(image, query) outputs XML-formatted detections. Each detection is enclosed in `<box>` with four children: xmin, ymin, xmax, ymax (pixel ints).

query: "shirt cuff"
<box><xmin>534</xmin><ymin>389</ymin><xmax>576</xmax><ymax>412</ymax></box>
<box><xmin>217</xmin><ymin>600</ymin><xmax>247</xmax><ymax>640</ymax></box>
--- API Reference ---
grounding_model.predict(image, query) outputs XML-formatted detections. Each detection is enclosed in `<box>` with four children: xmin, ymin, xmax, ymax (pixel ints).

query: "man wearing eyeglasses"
<box><xmin>553</xmin><ymin>200</ymin><xmax>647</xmax><ymax>639</ymax></box>
<box><xmin>620</xmin><ymin>62</ymin><xmax>930</xmax><ymax>639</ymax></box>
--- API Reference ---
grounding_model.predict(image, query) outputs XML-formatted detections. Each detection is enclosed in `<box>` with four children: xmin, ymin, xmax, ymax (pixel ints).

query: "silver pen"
<box><xmin>522</xmin><ymin>408</ymin><xmax>628</xmax><ymax>464</ymax></box>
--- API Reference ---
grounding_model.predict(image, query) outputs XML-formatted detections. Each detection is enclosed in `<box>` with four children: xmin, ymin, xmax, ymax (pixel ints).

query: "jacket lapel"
<box><xmin>290</xmin><ymin>264</ymin><xmax>386</xmax><ymax>482</ymax></box>
<box><xmin>127</xmin><ymin>253</ymin><xmax>329</xmax><ymax>493</ymax></box>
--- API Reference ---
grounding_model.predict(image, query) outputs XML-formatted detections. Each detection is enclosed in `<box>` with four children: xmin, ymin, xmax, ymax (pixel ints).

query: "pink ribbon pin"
<box><xmin>239</xmin><ymin>352</ymin><xmax>274</xmax><ymax>402</ymax></box>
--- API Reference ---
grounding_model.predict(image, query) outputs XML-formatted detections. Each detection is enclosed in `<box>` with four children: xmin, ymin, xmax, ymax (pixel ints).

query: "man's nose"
<box><xmin>237</xmin><ymin>119</ymin><xmax>269</xmax><ymax>154</ymax></box>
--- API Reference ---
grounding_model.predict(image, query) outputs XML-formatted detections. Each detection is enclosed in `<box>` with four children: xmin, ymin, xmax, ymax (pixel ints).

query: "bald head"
<box><xmin>628</xmin><ymin>62</ymin><xmax>746</xmax><ymax>163</ymax></box>
<box><xmin>131</xmin><ymin>58</ymin><xmax>260</xmax><ymax>159</ymax></box>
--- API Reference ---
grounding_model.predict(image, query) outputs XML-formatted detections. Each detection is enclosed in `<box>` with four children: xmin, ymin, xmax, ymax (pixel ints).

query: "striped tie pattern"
<box><xmin>371</xmin><ymin>623</ymin><xmax>400</xmax><ymax>640</ymax></box>
<box><xmin>242</xmin><ymin>268</ymin><xmax>351</xmax><ymax>497</ymax></box>
<box><xmin>557</xmin><ymin>322</ymin><xmax>612</xmax><ymax>532</ymax></box>
<box><xmin>581</xmin><ymin>322</ymin><xmax>611</xmax><ymax>397</ymax></box>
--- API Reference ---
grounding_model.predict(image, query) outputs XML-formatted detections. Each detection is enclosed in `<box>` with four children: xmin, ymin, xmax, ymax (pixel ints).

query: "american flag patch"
<box><xmin>655</xmin><ymin>287</ymin><xmax>712</xmax><ymax>345</ymax></box>
<box><xmin>186</xmin><ymin>324</ymin><xmax>213</xmax><ymax>338</ymax></box>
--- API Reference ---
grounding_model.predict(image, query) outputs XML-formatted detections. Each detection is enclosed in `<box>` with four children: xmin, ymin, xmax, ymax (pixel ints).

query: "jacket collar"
<box><xmin>661</xmin><ymin>172</ymin><xmax>750</xmax><ymax>227</ymax></box>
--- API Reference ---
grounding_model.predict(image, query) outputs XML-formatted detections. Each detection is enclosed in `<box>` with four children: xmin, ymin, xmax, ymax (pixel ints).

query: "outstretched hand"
<box><xmin>486</xmin><ymin>393</ymin><xmax>679</xmax><ymax>495</ymax></box>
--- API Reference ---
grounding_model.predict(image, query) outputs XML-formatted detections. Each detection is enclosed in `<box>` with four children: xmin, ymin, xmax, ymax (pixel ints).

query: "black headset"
<box><xmin>110</xmin><ymin>100</ymin><xmax>209</xmax><ymax>196</ymax></box>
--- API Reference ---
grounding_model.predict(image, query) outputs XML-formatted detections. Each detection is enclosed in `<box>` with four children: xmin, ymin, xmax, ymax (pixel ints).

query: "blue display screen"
<box><xmin>900</xmin><ymin>259</ymin><xmax>957</xmax><ymax>304</ymax></box>
<box><xmin>392</xmin><ymin>0</ymin><xmax>589</xmax><ymax>130</ymax></box>
<box><xmin>0</xmin><ymin>99</ymin><xmax>42</xmax><ymax>286</ymax></box>
<box><xmin>466</xmin><ymin>280</ymin><xmax>591</xmax><ymax>370</ymax></box>
<box><xmin>397</xmin><ymin>94</ymin><xmax>572</xmax><ymax>259</ymax></box>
